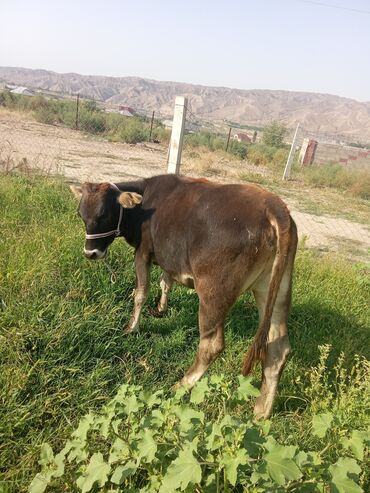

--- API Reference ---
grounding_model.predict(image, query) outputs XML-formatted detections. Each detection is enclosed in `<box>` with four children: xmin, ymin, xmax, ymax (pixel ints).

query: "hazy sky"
<box><xmin>1</xmin><ymin>0</ymin><xmax>370</xmax><ymax>101</ymax></box>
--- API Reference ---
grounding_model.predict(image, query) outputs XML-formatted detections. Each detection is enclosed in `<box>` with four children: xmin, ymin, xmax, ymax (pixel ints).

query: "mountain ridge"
<box><xmin>1</xmin><ymin>66</ymin><xmax>370</xmax><ymax>142</ymax></box>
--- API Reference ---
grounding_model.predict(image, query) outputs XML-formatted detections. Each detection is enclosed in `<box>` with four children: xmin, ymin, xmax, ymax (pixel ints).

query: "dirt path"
<box><xmin>0</xmin><ymin>110</ymin><xmax>166</xmax><ymax>182</ymax></box>
<box><xmin>1</xmin><ymin>111</ymin><xmax>369</xmax><ymax>261</ymax></box>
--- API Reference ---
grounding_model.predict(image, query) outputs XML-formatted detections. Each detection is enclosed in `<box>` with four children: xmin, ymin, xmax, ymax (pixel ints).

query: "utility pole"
<box><xmin>167</xmin><ymin>96</ymin><xmax>187</xmax><ymax>174</ymax></box>
<box><xmin>283</xmin><ymin>123</ymin><xmax>300</xmax><ymax>180</ymax></box>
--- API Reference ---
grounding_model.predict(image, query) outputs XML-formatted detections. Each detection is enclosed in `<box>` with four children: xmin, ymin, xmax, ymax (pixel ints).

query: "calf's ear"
<box><xmin>118</xmin><ymin>192</ymin><xmax>142</xmax><ymax>208</ymax></box>
<box><xmin>70</xmin><ymin>185</ymin><xmax>83</xmax><ymax>199</ymax></box>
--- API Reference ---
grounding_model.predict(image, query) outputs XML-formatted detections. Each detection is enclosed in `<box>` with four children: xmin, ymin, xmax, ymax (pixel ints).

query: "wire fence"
<box><xmin>1</xmin><ymin>90</ymin><xmax>369</xmax><ymax>260</ymax></box>
<box><xmin>2</xmin><ymin>87</ymin><xmax>370</xmax><ymax>178</ymax></box>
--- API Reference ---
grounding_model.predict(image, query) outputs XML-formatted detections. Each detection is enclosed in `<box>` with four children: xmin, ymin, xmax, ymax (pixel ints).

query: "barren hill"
<box><xmin>1</xmin><ymin>66</ymin><xmax>370</xmax><ymax>142</ymax></box>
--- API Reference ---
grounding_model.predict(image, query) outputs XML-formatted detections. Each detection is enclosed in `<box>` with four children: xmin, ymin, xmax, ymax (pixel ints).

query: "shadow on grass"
<box><xmin>109</xmin><ymin>284</ymin><xmax>369</xmax><ymax>390</ymax></box>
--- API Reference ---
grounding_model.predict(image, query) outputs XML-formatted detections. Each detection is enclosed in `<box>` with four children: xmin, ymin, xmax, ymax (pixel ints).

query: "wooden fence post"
<box><xmin>225</xmin><ymin>127</ymin><xmax>232</xmax><ymax>151</ymax></box>
<box><xmin>149</xmin><ymin>110</ymin><xmax>155</xmax><ymax>140</ymax></box>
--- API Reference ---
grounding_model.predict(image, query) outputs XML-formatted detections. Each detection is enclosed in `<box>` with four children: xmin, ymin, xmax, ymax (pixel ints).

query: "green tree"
<box><xmin>262</xmin><ymin>120</ymin><xmax>287</xmax><ymax>147</ymax></box>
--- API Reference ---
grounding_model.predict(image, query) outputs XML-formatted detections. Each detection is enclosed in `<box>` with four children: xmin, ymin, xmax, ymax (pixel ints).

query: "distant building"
<box><xmin>118</xmin><ymin>105</ymin><xmax>135</xmax><ymax>117</ymax></box>
<box><xmin>6</xmin><ymin>85</ymin><xmax>35</xmax><ymax>96</ymax></box>
<box><xmin>233</xmin><ymin>132</ymin><xmax>252</xmax><ymax>143</ymax></box>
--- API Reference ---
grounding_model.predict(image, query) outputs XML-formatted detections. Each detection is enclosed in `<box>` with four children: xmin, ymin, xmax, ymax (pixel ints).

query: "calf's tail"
<box><xmin>242</xmin><ymin>205</ymin><xmax>292</xmax><ymax>375</ymax></box>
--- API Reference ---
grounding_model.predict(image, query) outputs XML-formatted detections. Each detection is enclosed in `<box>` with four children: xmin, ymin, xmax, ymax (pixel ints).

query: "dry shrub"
<box><xmin>0</xmin><ymin>145</ymin><xmax>61</xmax><ymax>177</ymax></box>
<box><xmin>247</xmin><ymin>144</ymin><xmax>288</xmax><ymax>170</ymax></box>
<box><xmin>183</xmin><ymin>147</ymin><xmax>232</xmax><ymax>175</ymax></box>
<box><xmin>303</xmin><ymin>164</ymin><xmax>370</xmax><ymax>199</ymax></box>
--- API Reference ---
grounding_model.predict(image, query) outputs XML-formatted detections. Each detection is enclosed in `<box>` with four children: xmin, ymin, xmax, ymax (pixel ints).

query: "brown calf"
<box><xmin>71</xmin><ymin>174</ymin><xmax>297</xmax><ymax>418</ymax></box>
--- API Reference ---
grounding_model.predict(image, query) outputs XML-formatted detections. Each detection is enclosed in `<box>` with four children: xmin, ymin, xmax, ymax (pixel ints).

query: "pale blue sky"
<box><xmin>1</xmin><ymin>0</ymin><xmax>369</xmax><ymax>101</ymax></box>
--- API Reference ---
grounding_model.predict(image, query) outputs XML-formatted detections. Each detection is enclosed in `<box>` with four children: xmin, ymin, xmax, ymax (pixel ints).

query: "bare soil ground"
<box><xmin>1</xmin><ymin>110</ymin><xmax>369</xmax><ymax>262</ymax></box>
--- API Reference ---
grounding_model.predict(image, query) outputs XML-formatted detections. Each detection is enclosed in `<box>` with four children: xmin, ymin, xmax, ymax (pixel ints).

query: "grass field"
<box><xmin>0</xmin><ymin>175</ymin><xmax>369</xmax><ymax>492</ymax></box>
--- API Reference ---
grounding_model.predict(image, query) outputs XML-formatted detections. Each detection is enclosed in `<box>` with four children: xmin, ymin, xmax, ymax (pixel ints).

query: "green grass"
<box><xmin>239</xmin><ymin>169</ymin><xmax>370</xmax><ymax>224</ymax></box>
<box><xmin>0</xmin><ymin>175</ymin><xmax>369</xmax><ymax>492</ymax></box>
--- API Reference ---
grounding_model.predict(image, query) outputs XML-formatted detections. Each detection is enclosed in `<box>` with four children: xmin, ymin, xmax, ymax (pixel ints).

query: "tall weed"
<box><xmin>302</xmin><ymin>164</ymin><xmax>370</xmax><ymax>199</ymax></box>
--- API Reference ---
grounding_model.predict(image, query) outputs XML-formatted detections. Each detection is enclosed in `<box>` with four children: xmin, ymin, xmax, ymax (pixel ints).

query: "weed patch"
<box><xmin>0</xmin><ymin>175</ymin><xmax>369</xmax><ymax>492</ymax></box>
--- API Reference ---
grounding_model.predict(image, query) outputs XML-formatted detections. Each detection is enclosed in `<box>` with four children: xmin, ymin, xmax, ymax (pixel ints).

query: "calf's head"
<box><xmin>70</xmin><ymin>182</ymin><xmax>142</xmax><ymax>259</ymax></box>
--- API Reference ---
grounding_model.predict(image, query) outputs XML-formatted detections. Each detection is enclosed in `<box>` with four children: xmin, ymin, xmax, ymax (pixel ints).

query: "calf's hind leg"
<box><xmin>149</xmin><ymin>271</ymin><xmax>173</xmax><ymax>317</ymax></box>
<box><xmin>252</xmin><ymin>277</ymin><xmax>292</xmax><ymax>419</ymax></box>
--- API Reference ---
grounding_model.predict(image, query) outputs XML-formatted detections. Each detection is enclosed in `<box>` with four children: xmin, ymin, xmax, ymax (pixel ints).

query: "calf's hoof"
<box><xmin>253</xmin><ymin>396</ymin><xmax>272</xmax><ymax>420</ymax></box>
<box><xmin>122</xmin><ymin>324</ymin><xmax>138</xmax><ymax>335</ymax></box>
<box><xmin>147</xmin><ymin>306</ymin><xmax>165</xmax><ymax>318</ymax></box>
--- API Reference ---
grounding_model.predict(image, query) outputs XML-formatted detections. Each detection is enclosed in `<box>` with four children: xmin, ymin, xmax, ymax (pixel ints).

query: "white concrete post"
<box><xmin>167</xmin><ymin>96</ymin><xmax>187</xmax><ymax>174</ymax></box>
<box><xmin>299</xmin><ymin>137</ymin><xmax>310</xmax><ymax>166</ymax></box>
<box><xmin>283</xmin><ymin>122</ymin><xmax>300</xmax><ymax>180</ymax></box>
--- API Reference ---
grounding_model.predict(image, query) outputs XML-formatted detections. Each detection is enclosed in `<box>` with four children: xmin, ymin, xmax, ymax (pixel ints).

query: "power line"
<box><xmin>294</xmin><ymin>0</ymin><xmax>370</xmax><ymax>15</ymax></box>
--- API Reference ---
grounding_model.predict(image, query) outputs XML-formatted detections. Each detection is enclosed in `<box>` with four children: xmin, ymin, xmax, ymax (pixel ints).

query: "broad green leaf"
<box><xmin>150</xmin><ymin>409</ymin><xmax>165</xmax><ymax>426</ymax></box>
<box><xmin>28</xmin><ymin>471</ymin><xmax>52</xmax><ymax>493</ymax></box>
<box><xmin>124</xmin><ymin>394</ymin><xmax>141</xmax><ymax>415</ymax></box>
<box><xmin>173</xmin><ymin>385</ymin><xmax>188</xmax><ymax>400</ymax></box>
<box><xmin>330</xmin><ymin>457</ymin><xmax>361</xmax><ymax>478</ymax></box>
<box><xmin>298</xmin><ymin>485</ymin><xmax>323</xmax><ymax>493</ymax></box>
<box><xmin>203</xmin><ymin>472</ymin><xmax>217</xmax><ymax>493</ymax></box>
<box><xmin>209</xmin><ymin>374</ymin><xmax>224</xmax><ymax>387</ymax></box>
<box><xmin>67</xmin><ymin>438</ymin><xmax>88</xmax><ymax>464</ymax></box>
<box><xmin>67</xmin><ymin>414</ymin><xmax>95</xmax><ymax>463</ymax></box>
<box><xmin>108</xmin><ymin>437</ymin><xmax>130</xmax><ymax>463</ymax></box>
<box><xmin>250</xmin><ymin>468</ymin><xmax>270</xmax><ymax>485</ymax></box>
<box><xmin>52</xmin><ymin>451</ymin><xmax>66</xmax><ymax>478</ymax></box>
<box><xmin>258</xmin><ymin>419</ymin><xmax>272</xmax><ymax>436</ymax></box>
<box><xmin>139</xmin><ymin>389</ymin><xmax>162</xmax><ymax>407</ymax></box>
<box><xmin>341</xmin><ymin>431</ymin><xmax>365</xmax><ymax>461</ymax></box>
<box><xmin>205</xmin><ymin>422</ymin><xmax>224</xmax><ymax>451</ymax></box>
<box><xmin>111</xmin><ymin>461</ymin><xmax>137</xmax><ymax>485</ymax></box>
<box><xmin>96</xmin><ymin>412</ymin><xmax>115</xmax><ymax>439</ymax></box>
<box><xmin>237</xmin><ymin>375</ymin><xmax>260</xmax><ymax>399</ymax></box>
<box><xmin>173</xmin><ymin>405</ymin><xmax>204</xmax><ymax>432</ymax></box>
<box><xmin>111</xmin><ymin>383</ymin><xmax>129</xmax><ymax>404</ymax></box>
<box><xmin>219</xmin><ymin>414</ymin><xmax>239</xmax><ymax>430</ymax></box>
<box><xmin>309</xmin><ymin>451</ymin><xmax>322</xmax><ymax>466</ymax></box>
<box><xmin>330</xmin><ymin>477</ymin><xmax>363</xmax><ymax>493</ymax></box>
<box><xmin>159</xmin><ymin>444</ymin><xmax>201</xmax><ymax>492</ymax></box>
<box><xmin>111</xmin><ymin>418</ymin><xmax>122</xmax><ymax>435</ymax></box>
<box><xmin>295</xmin><ymin>451</ymin><xmax>308</xmax><ymax>469</ymax></box>
<box><xmin>295</xmin><ymin>450</ymin><xmax>322</xmax><ymax>469</ymax></box>
<box><xmin>142</xmin><ymin>473</ymin><xmax>162</xmax><ymax>492</ymax></box>
<box><xmin>329</xmin><ymin>457</ymin><xmax>362</xmax><ymax>493</ymax></box>
<box><xmin>67</xmin><ymin>442</ymin><xmax>88</xmax><ymax>464</ymax></box>
<box><xmin>312</xmin><ymin>413</ymin><xmax>333</xmax><ymax>438</ymax></box>
<box><xmin>76</xmin><ymin>452</ymin><xmax>110</xmax><ymax>493</ymax></box>
<box><xmin>39</xmin><ymin>443</ymin><xmax>54</xmax><ymax>466</ymax></box>
<box><xmin>190</xmin><ymin>378</ymin><xmax>210</xmax><ymax>404</ymax></box>
<box><xmin>72</xmin><ymin>412</ymin><xmax>95</xmax><ymax>441</ymax></box>
<box><xmin>263</xmin><ymin>444</ymin><xmax>302</xmax><ymax>485</ymax></box>
<box><xmin>243</xmin><ymin>426</ymin><xmax>266</xmax><ymax>457</ymax></box>
<box><xmin>222</xmin><ymin>449</ymin><xmax>248</xmax><ymax>486</ymax></box>
<box><xmin>137</xmin><ymin>429</ymin><xmax>157</xmax><ymax>463</ymax></box>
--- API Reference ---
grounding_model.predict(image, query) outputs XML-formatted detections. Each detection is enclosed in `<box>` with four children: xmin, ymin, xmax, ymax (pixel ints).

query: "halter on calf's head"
<box><xmin>70</xmin><ymin>182</ymin><xmax>142</xmax><ymax>259</ymax></box>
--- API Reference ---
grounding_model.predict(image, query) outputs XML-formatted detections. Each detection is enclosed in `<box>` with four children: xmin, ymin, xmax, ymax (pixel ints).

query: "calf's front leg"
<box><xmin>123</xmin><ymin>251</ymin><xmax>151</xmax><ymax>334</ymax></box>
